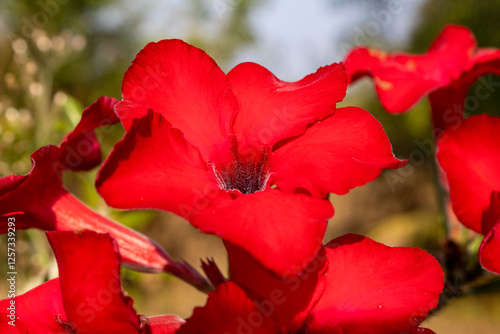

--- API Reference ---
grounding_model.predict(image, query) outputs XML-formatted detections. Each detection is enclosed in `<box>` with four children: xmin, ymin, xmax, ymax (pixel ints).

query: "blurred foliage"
<box><xmin>183</xmin><ymin>0</ymin><xmax>259</xmax><ymax>67</ymax></box>
<box><xmin>329</xmin><ymin>0</ymin><xmax>392</xmax><ymax>8</ymax></box>
<box><xmin>0</xmin><ymin>0</ymin><xmax>141</xmax><ymax>178</ymax></box>
<box><xmin>2</xmin><ymin>0</ymin><xmax>142</xmax><ymax>103</ymax></box>
<box><xmin>411</xmin><ymin>0</ymin><xmax>500</xmax><ymax>51</ymax></box>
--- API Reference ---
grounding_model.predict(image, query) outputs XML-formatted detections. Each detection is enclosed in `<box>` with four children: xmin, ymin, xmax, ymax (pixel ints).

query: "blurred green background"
<box><xmin>1</xmin><ymin>0</ymin><xmax>500</xmax><ymax>332</ymax></box>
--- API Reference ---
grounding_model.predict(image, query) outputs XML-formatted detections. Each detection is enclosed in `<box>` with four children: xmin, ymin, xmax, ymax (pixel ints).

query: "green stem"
<box><xmin>430</xmin><ymin>153</ymin><xmax>450</xmax><ymax>238</ymax></box>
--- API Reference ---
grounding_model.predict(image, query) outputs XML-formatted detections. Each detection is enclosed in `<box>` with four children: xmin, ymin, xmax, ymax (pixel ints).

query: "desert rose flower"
<box><xmin>345</xmin><ymin>25</ymin><xmax>500</xmax><ymax>133</ymax></box>
<box><xmin>96</xmin><ymin>39</ymin><xmax>405</xmax><ymax>277</ymax></box>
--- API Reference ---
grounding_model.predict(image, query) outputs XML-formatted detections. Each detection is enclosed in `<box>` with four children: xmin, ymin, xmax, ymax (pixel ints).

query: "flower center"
<box><xmin>212</xmin><ymin>147</ymin><xmax>270</xmax><ymax>195</ymax></box>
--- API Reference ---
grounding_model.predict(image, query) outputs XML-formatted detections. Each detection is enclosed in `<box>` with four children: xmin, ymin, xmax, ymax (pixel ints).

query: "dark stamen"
<box><xmin>212</xmin><ymin>146</ymin><xmax>270</xmax><ymax>195</ymax></box>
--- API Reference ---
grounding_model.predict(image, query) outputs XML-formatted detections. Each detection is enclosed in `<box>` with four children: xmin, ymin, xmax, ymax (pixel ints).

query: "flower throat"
<box><xmin>212</xmin><ymin>145</ymin><xmax>271</xmax><ymax>195</ymax></box>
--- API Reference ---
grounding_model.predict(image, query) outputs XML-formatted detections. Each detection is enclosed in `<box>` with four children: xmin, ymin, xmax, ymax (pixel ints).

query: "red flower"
<box><xmin>177</xmin><ymin>234</ymin><xmax>443</xmax><ymax>333</ymax></box>
<box><xmin>0</xmin><ymin>230</ymin><xmax>184</xmax><ymax>333</ymax></box>
<box><xmin>344</xmin><ymin>25</ymin><xmax>500</xmax><ymax>132</ymax></box>
<box><xmin>96</xmin><ymin>39</ymin><xmax>405</xmax><ymax>276</ymax></box>
<box><xmin>437</xmin><ymin>113</ymin><xmax>500</xmax><ymax>274</ymax></box>
<box><xmin>0</xmin><ymin>97</ymin><xmax>209</xmax><ymax>291</ymax></box>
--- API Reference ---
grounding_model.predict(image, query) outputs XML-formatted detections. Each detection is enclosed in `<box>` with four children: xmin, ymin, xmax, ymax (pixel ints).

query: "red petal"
<box><xmin>177</xmin><ymin>282</ymin><xmax>278</xmax><ymax>334</ymax></box>
<box><xmin>0</xmin><ymin>147</ymin><xmax>208</xmax><ymax>288</ymax></box>
<box><xmin>227</xmin><ymin>62</ymin><xmax>346</xmax><ymax>148</ymax></box>
<box><xmin>272</xmin><ymin>107</ymin><xmax>406</xmax><ymax>198</ymax></box>
<box><xmin>0</xmin><ymin>175</ymin><xmax>26</xmax><ymax>198</ymax></box>
<box><xmin>345</xmin><ymin>25</ymin><xmax>476</xmax><ymax>113</ymax></box>
<box><xmin>345</xmin><ymin>48</ymin><xmax>442</xmax><ymax>113</ymax></box>
<box><xmin>426</xmin><ymin>25</ymin><xmax>476</xmax><ymax>59</ymax></box>
<box><xmin>483</xmin><ymin>191</ymin><xmax>500</xmax><ymax>234</ymax></box>
<box><xmin>47</xmin><ymin>230</ymin><xmax>145</xmax><ymax>333</ymax></box>
<box><xmin>58</xmin><ymin>96</ymin><xmax>120</xmax><ymax>171</ymax></box>
<box><xmin>428</xmin><ymin>86</ymin><xmax>469</xmax><ymax>133</ymax></box>
<box><xmin>193</xmin><ymin>189</ymin><xmax>332</xmax><ymax>276</ymax></box>
<box><xmin>117</xmin><ymin>39</ymin><xmax>237</xmax><ymax>161</ymax></box>
<box><xmin>0</xmin><ymin>279</ymin><xmax>67</xmax><ymax>333</ymax></box>
<box><xmin>479</xmin><ymin>192</ymin><xmax>500</xmax><ymax>274</ymax></box>
<box><xmin>308</xmin><ymin>234</ymin><xmax>443</xmax><ymax>333</ymax></box>
<box><xmin>51</xmin><ymin>193</ymin><xmax>210</xmax><ymax>290</ymax></box>
<box><xmin>436</xmin><ymin>114</ymin><xmax>500</xmax><ymax>233</ymax></box>
<box><xmin>479</xmin><ymin>220</ymin><xmax>500</xmax><ymax>275</ymax></box>
<box><xmin>96</xmin><ymin>111</ymin><xmax>219</xmax><ymax>218</ymax></box>
<box><xmin>226</xmin><ymin>243</ymin><xmax>328</xmax><ymax>327</ymax></box>
<box><xmin>0</xmin><ymin>146</ymin><xmax>65</xmax><ymax>232</ymax></box>
<box><xmin>430</xmin><ymin>48</ymin><xmax>500</xmax><ymax>131</ymax></box>
<box><xmin>464</xmin><ymin>48</ymin><xmax>500</xmax><ymax>81</ymax></box>
<box><xmin>148</xmin><ymin>315</ymin><xmax>186</xmax><ymax>334</ymax></box>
